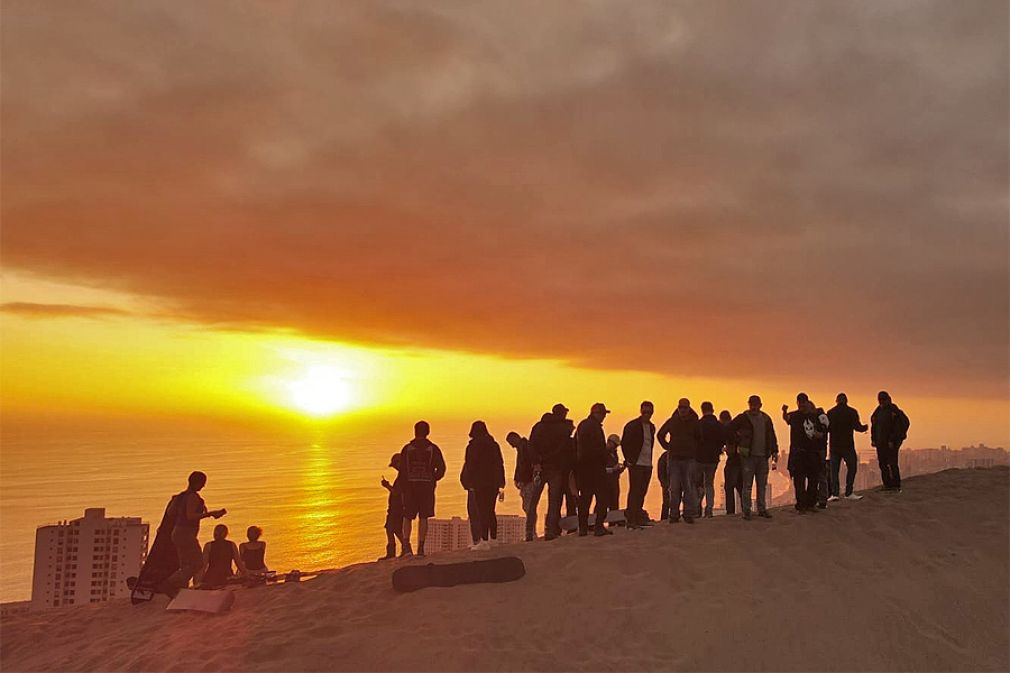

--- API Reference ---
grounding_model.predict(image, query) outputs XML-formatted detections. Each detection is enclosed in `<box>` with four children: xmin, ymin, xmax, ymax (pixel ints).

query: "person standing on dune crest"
<box><xmin>697</xmin><ymin>401</ymin><xmax>725</xmax><ymax>518</ymax></box>
<box><xmin>871</xmin><ymin>391</ymin><xmax>911</xmax><ymax>493</ymax></box>
<box><xmin>621</xmin><ymin>400</ymin><xmax>656</xmax><ymax>529</ymax></box>
<box><xmin>826</xmin><ymin>393</ymin><xmax>868</xmax><ymax>501</ymax></box>
<box><xmin>399</xmin><ymin>421</ymin><xmax>446</xmax><ymax>558</ymax></box>
<box><xmin>529</xmin><ymin>404</ymin><xmax>575</xmax><ymax>541</ymax></box>
<box><xmin>507</xmin><ymin>431</ymin><xmax>541</xmax><ymax>542</ymax></box>
<box><xmin>158</xmin><ymin>471</ymin><xmax>226</xmax><ymax>597</ymax></box>
<box><xmin>658</xmin><ymin>398</ymin><xmax>701</xmax><ymax>524</ymax></box>
<box><xmin>576</xmin><ymin>403</ymin><xmax>615</xmax><ymax>537</ymax></box>
<box><xmin>729</xmin><ymin>395</ymin><xmax>778</xmax><ymax>520</ymax></box>
<box><xmin>783</xmin><ymin>394</ymin><xmax>826</xmax><ymax>513</ymax></box>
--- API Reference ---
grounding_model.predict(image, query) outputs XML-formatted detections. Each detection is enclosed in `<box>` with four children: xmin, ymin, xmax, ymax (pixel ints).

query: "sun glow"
<box><xmin>283</xmin><ymin>365</ymin><xmax>356</xmax><ymax>417</ymax></box>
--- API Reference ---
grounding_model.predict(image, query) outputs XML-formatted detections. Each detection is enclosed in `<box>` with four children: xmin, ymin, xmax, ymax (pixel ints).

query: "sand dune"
<box><xmin>3</xmin><ymin>467</ymin><xmax>1007</xmax><ymax>672</ymax></box>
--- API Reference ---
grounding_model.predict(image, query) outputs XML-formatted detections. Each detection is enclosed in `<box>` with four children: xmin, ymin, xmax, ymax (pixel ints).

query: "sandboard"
<box><xmin>129</xmin><ymin>494</ymin><xmax>182</xmax><ymax>604</ymax></box>
<box><xmin>166</xmin><ymin>588</ymin><xmax>235</xmax><ymax>614</ymax></box>
<box><xmin>559</xmin><ymin>509</ymin><xmax>627</xmax><ymax>532</ymax></box>
<box><xmin>392</xmin><ymin>556</ymin><xmax>525</xmax><ymax>593</ymax></box>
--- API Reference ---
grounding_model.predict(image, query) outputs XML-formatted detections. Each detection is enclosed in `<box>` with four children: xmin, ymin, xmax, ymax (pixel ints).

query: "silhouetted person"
<box><xmin>697</xmin><ymin>401</ymin><xmax>725</xmax><ymax>518</ymax></box>
<box><xmin>605</xmin><ymin>434</ymin><xmax>622</xmax><ymax>513</ymax></box>
<box><xmin>158</xmin><ymin>471</ymin><xmax>225</xmax><ymax>597</ymax></box>
<box><xmin>783</xmin><ymin>395</ymin><xmax>826</xmax><ymax>513</ymax></box>
<box><xmin>379</xmin><ymin>454</ymin><xmax>405</xmax><ymax>560</ymax></box>
<box><xmin>399</xmin><ymin>421</ymin><xmax>446</xmax><ymax>557</ymax></box>
<box><xmin>657</xmin><ymin>450</ymin><xmax>670</xmax><ymax>520</ymax></box>
<box><xmin>730</xmin><ymin>396</ymin><xmax>778</xmax><ymax>520</ymax></box>
<box><xmin>461</xmin><ymin>421</ymin><xmax>505</xmax><ymax>550</ymax></box>
<box><xmin>621</xmin><ymin>400</ymin><xmax>657</xmax><ymax>528</ymax></box>
<box><xmin>239</xmin><ymin>526</ymin><xmax>268</xmax><ymax>574</ymax></box>
<box><xmin>658</xmin><ymin>398</ymin><xmax>701</xmax><ymax>524</ymax></box>
<box><xmin>529</xmin><ymin>404</ymin><xmax>575</xmax><ymax>540</ymax></box>
<box><xmin>809</xmin><ymin>400</ymin><xmax>831</xmax><ymax>509</ymax></box>
<box><xmin>576</xmin><ymin>403</ymin><xmax>614</xmax><ymax>536</ymax></box>
<box><xmin>720</xmin><ymin>410</ymin><xmax>743</xmax><ymax>515</ymax></box>
<box><xmin>201</xmin><ymin>524</ymin><xmax>246</xmax><ymax>589</ymax></box>
<box><xmin>507</xmin><ymin>431</ymin><xmax>540</xmax><ymax>541</ymax></box>
<box><xmin>871</xmin><ymin>391</ymin><xmax>911</xmax><ymax>492</ymax></box>
<box><xmin>827</xmin><ymin>393</ymin><xmax>868</xmax><ymax>501</ymax></box>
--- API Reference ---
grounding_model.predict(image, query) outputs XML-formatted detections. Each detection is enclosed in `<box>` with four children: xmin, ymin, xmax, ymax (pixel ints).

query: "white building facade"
<box><xmin>31</xmin><ymin>508</ymin><xmax>148</xmax><ymax>611</ymax></box>
<box><xmin>425</xmin><ymin>515</ymin><xmax>526</xmax><ymax>552</ymax></box>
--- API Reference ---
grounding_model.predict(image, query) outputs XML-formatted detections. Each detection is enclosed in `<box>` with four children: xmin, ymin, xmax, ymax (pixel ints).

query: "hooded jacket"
<box><xmin>529</xmin><ymin>413</ymin><xmax>575</xmax><ymax>471</ymax></box>
<box><xmin>871</xmin><ymin>403</ymin><xmax>911</xmax><ymax>448</ymax></box>
<box><xmin>657</xmin><ymin>409</ymin><xmax>701</xmax><ymax>460</ymax></box>
<box><xmin>512</xmin><ymin>436</ymin><xmax>536</xmax><ymax>483</ymax></box>
<box><xmin>460</xmin><ymin>433</ymin><xmax>506</xmax><ymax>491</ymax></box>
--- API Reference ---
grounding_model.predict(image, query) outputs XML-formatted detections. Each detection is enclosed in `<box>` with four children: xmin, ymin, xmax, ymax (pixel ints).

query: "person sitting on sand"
<box><xmin>239</xmin><ymin>526</ymin><xmax>268</xmax><ymax>574</ymax></box>
<box><xmin>200</xmin><ymin>524</ymin><xmax>247</xmax><ymax>589</ymax></box>
<box><xmin>399</xmin><ymin>421</ymin><xmax>447</xmax><ymax>558</ymax></box>
<box><xmin>379</xmin><ymin>454</ymin><xmax>406</xmax><ymax>560</ymax></box>
<box><xmin>158</xmin><ymin>471</ymin><xmax>226</xmax><ymax>597</ymax></box>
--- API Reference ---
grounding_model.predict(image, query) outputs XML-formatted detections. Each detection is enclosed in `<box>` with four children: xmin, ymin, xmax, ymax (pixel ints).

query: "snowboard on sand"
<box><xmin>392</xmin><ymin>556</ymin><xmax>525</xmax><ymax>593</ymax></box>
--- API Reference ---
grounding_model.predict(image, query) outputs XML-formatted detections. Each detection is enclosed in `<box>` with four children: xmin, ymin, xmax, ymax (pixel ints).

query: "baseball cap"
<box><xmin>388</xmin><ymin>453</ymin><xmax>400</xmax><ymax>468</ymax></box>
<box><xmin>591</xmin><ymin>402</ymin><xmax>611</xmax><ymax>415</ymax></box>
<box><xmin>552</xmin><ymin>403</ymin><xmax>569</xmax><ymax>415</ymax></box>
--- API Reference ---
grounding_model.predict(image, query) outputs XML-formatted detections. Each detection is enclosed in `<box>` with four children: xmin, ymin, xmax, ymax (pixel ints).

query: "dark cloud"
<box><xmin>1</xmin><ymin>0</ymin><xmax>1007</xmax><ymax>395</ymax></box>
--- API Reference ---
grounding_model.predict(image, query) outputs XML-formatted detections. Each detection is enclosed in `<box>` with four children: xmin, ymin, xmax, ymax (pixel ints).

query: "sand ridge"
<box><xmin>2</xmin><ymin>467</ymin><xmax>1007</xmax><ymax>672</ymax></box>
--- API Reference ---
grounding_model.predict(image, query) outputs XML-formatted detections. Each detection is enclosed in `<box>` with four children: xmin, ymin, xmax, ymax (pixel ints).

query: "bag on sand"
<box><xmin>392</xmin><ymin>556</ymin><xmax>525</xmax><ymax>593</ymax></box>
<box><xmin>166</xmin><ymin>588</ymin><xmax>235</xmax><ymax>614</ymax></box>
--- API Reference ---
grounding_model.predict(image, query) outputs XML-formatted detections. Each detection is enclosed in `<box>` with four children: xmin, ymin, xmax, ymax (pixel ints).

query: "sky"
<box><xmin>2</xmin><ymin>1</ymin><xmax>1008</xmax><ymax>447</ymax></box>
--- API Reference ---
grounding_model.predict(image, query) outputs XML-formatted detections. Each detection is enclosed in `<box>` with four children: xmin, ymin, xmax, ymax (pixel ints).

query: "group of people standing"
<box><xmin>379</xmin><ymin>391</ymin><xmax>911</xmax><ymax>558</ymax></box>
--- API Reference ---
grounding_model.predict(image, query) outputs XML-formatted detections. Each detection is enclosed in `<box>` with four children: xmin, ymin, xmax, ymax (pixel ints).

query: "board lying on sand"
<box><xmin>129</xmin><ymin>495</ymin><xmax>183</xmax><ymax>604</ymax></box>
<box><xmin>166</xmin><ymin>588</ymin><xmax>235</xmax><ymax>614</ymax></box>
<box><xmin>559</xmin><ymin>509</ymin><xmax>627</xmax><ymax>532</ymax></box>
<box><xmin>392</xmin><ymin>556</ymin><xmax>526</xmax><ymax>593</ymax></box>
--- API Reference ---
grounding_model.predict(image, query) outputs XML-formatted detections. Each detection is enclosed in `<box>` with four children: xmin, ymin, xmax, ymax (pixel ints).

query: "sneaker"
<box><xmin>399</xmin><ymin>546</ymin><xmax>413</xmax><ymax>558</ymax></box>
<box><xmin>759</xmin><ymin>511</ymin><xmax>772</xmax><ymax>519</ymax></box>
<box><xmin>845</xmin><ymin>494</ymin><xmax>863</xmax><ymax>501</ymax></box>
<box><xmin>525</xmin><ymin>533</ymin><xmax>536</xmax><ymax>542</ymax></box>
<box><xmin>816</xmin><ymin>503</ymin><xmax>827</xmax><ymax>509</ymax></box>
<box><xmin>640</xmin><ymin>519</ymin><xmax>655</xmax><ymax>527</ymax></box>
<box><xmin>593</xmin><ymin>528</ymin><xmax>613</xmax><ymax>537</ymax></box>
<box><xmin>578</xmin><ymin>530</ymin><xmax>588</xmax><ymax>537</ymax></box>
<box><xmin>827</xmin><ymin>496</ymin><xmax>841</xmax><ymax>502</ymax></box>
<box><xmin>668</xmin><ymin>517</ymin><xmax>680</xmax><ymax>524</ymax></box>
<box><xmin>703</xmin><ymin>511</ymin><xmax>714</xmax><ymax>519</ymax></box>
<box><xmin>742</xmin><ymin>511</ymin><xmax>752</xmax><ymax>521</ymax></box>
<box><xmin>684</xmin><ymin>516</ymin><xmax>695</xmax><ymax>524</ymax></box>
<box><xmin>469</xmin><ymin>542</ymin><xmax>483</xmax><ymax>551</ymax></box>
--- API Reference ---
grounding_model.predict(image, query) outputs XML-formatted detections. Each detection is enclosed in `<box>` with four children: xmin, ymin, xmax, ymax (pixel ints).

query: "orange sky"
<box><xmin>1</xmin><ymin>1</ymin><xmax>1008</xmax><ymax>447</ymax></box>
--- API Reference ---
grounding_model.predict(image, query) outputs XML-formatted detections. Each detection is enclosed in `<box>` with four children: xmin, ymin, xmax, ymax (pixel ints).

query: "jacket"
<box><xmin>657</xmin><ymin>451</ymin><xmax>670</xmax><ymax>487</ymax></box>
<box><xmin>871</xmin><ymin>403</ymin><xmax>910</xmax><ymax>448</ymax></box>
<box><xmin>529</xmin><ymin>413</ymin><xmax>575</xmax><ymax>471</ymax></box>
<box><xmin>512</xmin><ymin>436</ymin><xmax>536</xmax><ymax>483</ymax></box>
<box><xmin>399</xmin><ymin>439</ymin><xmax>447</xmax><ymax>483</ymax></box>
<box><xmin>657</xmin><ymin>409</ymin><xmax>701</xmax><ymax>459</ymax></box>
<box><xmin>728</xmin><ymin>411</ymin><xmax>779</xmax><ymax>456</ymax></box>
<box><xmin>575</xmin><ymin>416</ymin><xmax>608</xmax><ymax>469</ymax></box>
<box><xmin>620</xmin><ymin>417</ymin><xmax>656</xmax><ymax>466</ymax></box>
<box><xmin>460</xmin><ymin>434</ymin><xmax>505</xmax><ymax>491</ymax></box>
<box><xmin>697</xmin><ymin>414</ymin><xmax>727</xmax><ymax>464</ymax></box>
<box><xmin>827</xmin><ymin>404</ymin><xmax>868</xmax><ymax>451</ymax></box>
<box><xmin>783</xmin><ymin>410</ymin><xmax>826</xmax><ymax>453</ymax></box>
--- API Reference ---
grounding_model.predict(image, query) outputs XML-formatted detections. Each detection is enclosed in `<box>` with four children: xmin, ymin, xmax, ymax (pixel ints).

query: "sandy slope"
<box><xmin>3</xmin><ymin>467</ymin><xmax>1007</xmax><ymax>673</ymax></box>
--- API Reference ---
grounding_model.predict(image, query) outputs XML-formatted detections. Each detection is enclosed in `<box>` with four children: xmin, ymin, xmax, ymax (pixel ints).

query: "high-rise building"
<box><xmin>423</xmin><ymin>515</ymin><xmax>525</xmax><ymax>552</ymax></box>
<box><xmin>31</xmin><ymin>508</ymin><xmax>148</xmax><ymax>611</ymax></box>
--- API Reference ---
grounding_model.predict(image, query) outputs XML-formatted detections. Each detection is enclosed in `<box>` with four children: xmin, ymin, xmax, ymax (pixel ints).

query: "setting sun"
<box><xmin>283</xmin><ymin>365</ymin><xmax>356</xmax><ymax>417</ymax></box>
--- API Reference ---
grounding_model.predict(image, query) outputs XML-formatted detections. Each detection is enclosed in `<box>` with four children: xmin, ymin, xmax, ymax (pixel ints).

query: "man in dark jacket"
<box><xmin>529</xmin><ymin>404</ymin><xmax>575</xmax><ymax>540</ymax></box>
<box><xmin>621</xmin><ymin>400</ymin><xmax>656</xmax><ymax>529</ymax></box>
<box><xmin>782</xmin><ymin>396</ymin><xmax>825</xmax><ymax>513</ymax></box>
<box><xmin>399</xmin><ymin>421</ymin><xmax>447</xmax><ymax>557</ymax></box>
<box><xmin>871</xmin><ymin>391</ymin><xmax>911</xmax><ymax>492</ymax></box>
<box><xmin>507</xmin><ymin>431</ymin><xmax>540</xmax><ymax>541</ymax></box>
<box><xmin>697</xmin><ymin>401</ymin><xmax>725</xmax><ymax>518</ymax></box>
<box><xmin>720</xmin><ymin>410</ymin><xmax>743</xmax><ymax>515</ymax></box>
<box><xmin>826</xmin><ymin>393</ymin><xmax>868</xmax><ymax>501</ymax></box>
<box><xmin>658</xmin><ymin>398</ymin><xmax>701</xmax><ymax>523</ymax></box>
<box><xmin>729</xmin><ymin>395</ymin><xmax>779</xmax><ymax>520</ymax></box>
<box><xmin>657</xmin><ymin>450</ymin><xmax>670</xmax><ymax>520</ymax></box>
<box><xmin>575</xmin><ymin>403</ymin><xmax>614</xmax><ymax>536</ymax></box>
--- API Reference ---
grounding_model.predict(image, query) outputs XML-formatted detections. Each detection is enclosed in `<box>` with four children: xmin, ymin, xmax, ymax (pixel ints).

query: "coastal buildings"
<box><xmin>31</xmin><ymin>508</ymin><xmax>148</xmax><ymax>611</ymax></box>
<box><xmin>424</xmin><ymin>514</ymin><xmax>525</xmax><ymax>552</ymax></box>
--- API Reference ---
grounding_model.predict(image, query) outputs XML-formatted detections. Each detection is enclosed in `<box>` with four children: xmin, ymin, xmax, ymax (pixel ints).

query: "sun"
<box><xmin>284</xmin><ymin>364</ymin><xmax>355</xmax><ymax>417</ymax></box>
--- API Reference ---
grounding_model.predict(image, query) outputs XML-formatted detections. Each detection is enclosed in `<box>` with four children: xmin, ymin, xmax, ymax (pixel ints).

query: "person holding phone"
<box><xmin>159</xmin><ymin>471</ymin><xmax>226</xmax><ymax>597</ymax></box>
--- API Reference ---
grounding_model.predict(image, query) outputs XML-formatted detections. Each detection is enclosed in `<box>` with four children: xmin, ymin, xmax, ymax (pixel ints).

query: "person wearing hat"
<box><xmin>379</xmin><ymin>454</ymin><xmax>405</xmax><ymax>560</ymax></box>
<box><xmin>529</xmin><ymin>403</ymin><xmax>576</xmax><ymax>540</ymax></box>
<box><xmin>575</xmin><ymin>402</ymin><xmax>615</xmax><ymax>536</ymax></box>
<box><xmin>871</xmin><ymin>391</ymin><xmax>911</xmax><ymax>492</ymax></box>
